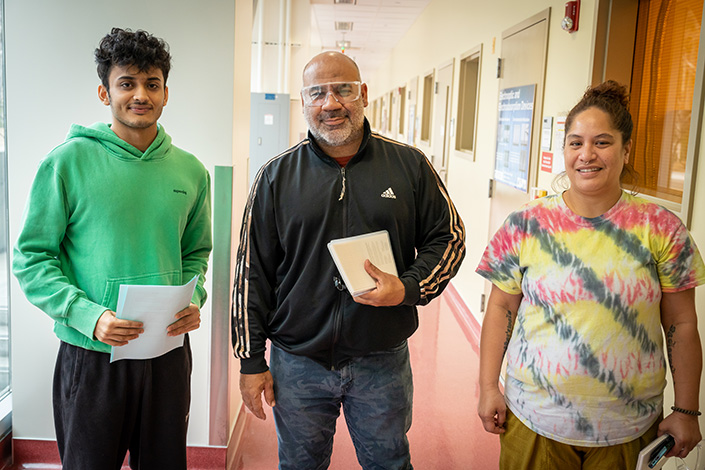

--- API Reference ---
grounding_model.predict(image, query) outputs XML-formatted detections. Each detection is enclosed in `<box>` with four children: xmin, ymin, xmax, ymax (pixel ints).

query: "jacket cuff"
<box><xmin>240</xmin><ymin>353</ymin><xmax>269</xmax><ymax>374</ymax></box>
<box><xmin>400</xmin><ymin>276</ymin><xmax>420</xmax><ymax>305</ymax></box>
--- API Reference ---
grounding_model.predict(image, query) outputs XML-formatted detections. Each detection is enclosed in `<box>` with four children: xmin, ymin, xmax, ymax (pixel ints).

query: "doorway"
<box><xmin>487</xmin><ymin>9</ymin><xmax>550</xmax><ymax>239</ymax></box>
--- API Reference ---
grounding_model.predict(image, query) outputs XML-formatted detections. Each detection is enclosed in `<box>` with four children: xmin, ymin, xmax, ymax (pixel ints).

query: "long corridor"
<box><xmin>235</xmin><ymin>287</ymin><xmax>500</xmax><ymax>469</ymax></box>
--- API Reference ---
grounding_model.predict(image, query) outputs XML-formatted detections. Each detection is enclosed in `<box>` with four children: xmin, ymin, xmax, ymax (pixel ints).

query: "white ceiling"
<box><xmin>310</xmin><ymin>0</ymin><xmax>432</xmax><ymax>80</ymax></box>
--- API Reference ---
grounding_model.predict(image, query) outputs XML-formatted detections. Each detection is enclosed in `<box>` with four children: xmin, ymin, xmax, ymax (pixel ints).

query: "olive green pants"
<box><xmin>499</xmin><ymin>409</ymin><xmax>660</xmax><ymax>470</ymax></box>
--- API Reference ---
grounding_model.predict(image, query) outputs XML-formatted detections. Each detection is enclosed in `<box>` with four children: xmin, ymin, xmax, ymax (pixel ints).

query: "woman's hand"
<box><xmin>658</xmin><ymin>411</ymin><xmax>702</xmax><ymax>458</ymax></box>
<box><xmin>478</xmin><ymin>386</ymin><xmax>508</xmax><ymax>434</ymax></box>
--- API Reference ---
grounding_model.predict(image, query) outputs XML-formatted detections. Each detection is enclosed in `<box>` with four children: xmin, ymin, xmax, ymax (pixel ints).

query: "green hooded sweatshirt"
<box><xmin>13</xmin><ymin>122</ymin><xmax>212</xmax><ymax>353</ymax></box>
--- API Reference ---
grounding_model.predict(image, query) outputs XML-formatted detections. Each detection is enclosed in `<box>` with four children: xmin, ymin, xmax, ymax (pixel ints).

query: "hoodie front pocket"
<box><xmin>100</xmin><ymin>270</ymin><xmax>182</xmax><ymax>310</ymax></box>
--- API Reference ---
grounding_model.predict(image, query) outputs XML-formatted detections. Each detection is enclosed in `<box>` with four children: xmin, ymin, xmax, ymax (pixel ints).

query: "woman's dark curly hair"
<box><xmin>564</xmin><ymin>80</ymin><xmax>633</xmax><ymax>144</ymax></box>
<box><xmin>95</xmin><ymin>27</ymin><xmax>171</xmax><ymax>89</ymax></box>
<box><xmin>553</xmin><ymin>80</ymin><xmax>639</xmax><ymax>192</ymax></box>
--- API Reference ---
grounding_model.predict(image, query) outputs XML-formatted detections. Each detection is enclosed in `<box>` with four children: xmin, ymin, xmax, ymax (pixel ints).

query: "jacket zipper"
<box><xmin>331</xmin><ymin>165</ymin><xmax>348</xmax><ymax>370</ymax></box>
<box><xmin>330</xmin><ymin>289</ymin><xmax>343</xmax><ymax>370</ymax></box>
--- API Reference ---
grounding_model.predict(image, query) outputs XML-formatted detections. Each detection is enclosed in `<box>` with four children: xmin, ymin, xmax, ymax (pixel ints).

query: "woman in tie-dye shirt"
<box><xmin>477</xmin><ymin>81</ymin><xmax>705</xmax><ymax>470</ymax></box>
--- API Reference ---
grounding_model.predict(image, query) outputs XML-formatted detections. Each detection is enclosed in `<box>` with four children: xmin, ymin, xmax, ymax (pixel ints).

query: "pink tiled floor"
<box><xmin>236</xmin><ymin>289</ymin><xmax>500</xmax><ymax>469</ymax></box>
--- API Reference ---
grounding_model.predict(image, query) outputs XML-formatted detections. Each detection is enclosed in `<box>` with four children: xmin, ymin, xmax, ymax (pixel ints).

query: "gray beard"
<box><xmin>310</xmin><ymin>126</ymin><xmax>359</xmax><ymax>147</ymax></box>
<box><xmin>307</xmin><ymin>113</ymin><xmax>364</xmax><ymax>148</ymax></box>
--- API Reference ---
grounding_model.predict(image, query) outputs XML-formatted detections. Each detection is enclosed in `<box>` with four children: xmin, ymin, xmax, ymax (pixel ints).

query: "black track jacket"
<box><xmin>232</xmin><ymin>119</ymin><xmax>465</xmax><ymax>373</ymax></box>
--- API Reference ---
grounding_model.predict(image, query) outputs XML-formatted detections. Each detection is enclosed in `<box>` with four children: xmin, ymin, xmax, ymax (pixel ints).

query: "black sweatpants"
<box><xmin>52</xmin><ymin>337</ymin><xmax>192</xmax><ymax>470</ymax></box>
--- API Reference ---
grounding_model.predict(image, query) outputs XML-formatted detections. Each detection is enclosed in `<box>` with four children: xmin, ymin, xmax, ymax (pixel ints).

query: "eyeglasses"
<box><xmin>301</xmin><ymin>81</ymin><xmax>362</xmax><ymax>107</ymax></box>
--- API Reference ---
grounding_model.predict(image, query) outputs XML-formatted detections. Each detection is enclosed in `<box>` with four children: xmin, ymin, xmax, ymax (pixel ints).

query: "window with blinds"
<box><xmin>629</xmin><ymin>0</ymin><xmax>703</xmax><ymax>202</ymax></box>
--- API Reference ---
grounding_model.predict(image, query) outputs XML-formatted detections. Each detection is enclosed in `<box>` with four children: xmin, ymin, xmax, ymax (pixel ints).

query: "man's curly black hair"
<box><xmin>95</xmin><ymin>27</ymin><xmax>171</xmax><ymax>90</ymax></box>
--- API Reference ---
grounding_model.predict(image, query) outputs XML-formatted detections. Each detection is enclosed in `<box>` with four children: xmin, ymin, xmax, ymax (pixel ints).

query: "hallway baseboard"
<box><xmin>9</xmin><ymin>438</ymin><xmax>225</xmax><ymax>469</ymax></box>
<box><xmin>226</xmin><ymin>401</ymin><xmax>249</xmax><ymax>470</ymax></box>
<box><xmin>445</xmin><ymin>282</ymin><xmax>481</xmax><ymax>350</ymax></box>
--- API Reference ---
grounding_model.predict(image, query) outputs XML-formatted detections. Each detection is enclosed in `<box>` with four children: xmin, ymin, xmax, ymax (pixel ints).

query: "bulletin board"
<box><xmin>493</xmin><ymin>84</ymin><xmax>536</xmax><ymax>192</ymax></box>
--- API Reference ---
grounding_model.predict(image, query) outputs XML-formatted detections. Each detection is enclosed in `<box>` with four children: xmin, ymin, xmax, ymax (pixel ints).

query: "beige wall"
<box><xmin>366</xmin><ymin>0</ymin><xmax>705</xmax><ymax>438</ymax></box>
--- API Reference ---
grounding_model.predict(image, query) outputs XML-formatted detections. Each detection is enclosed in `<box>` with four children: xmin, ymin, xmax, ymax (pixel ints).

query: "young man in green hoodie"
<box><xmin>12</xmin><ymin>28</ymin><xmax>212</xmax><ymax>469</ymax></box>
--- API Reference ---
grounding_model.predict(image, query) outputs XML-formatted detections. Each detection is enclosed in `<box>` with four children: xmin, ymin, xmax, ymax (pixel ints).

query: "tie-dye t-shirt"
<box><xmin>476</xmin><ymin>191</ymin><xmax>705</xmax><ymax>446</ymax></box>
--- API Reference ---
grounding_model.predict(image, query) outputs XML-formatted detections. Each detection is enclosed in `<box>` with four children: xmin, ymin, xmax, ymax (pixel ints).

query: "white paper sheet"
<box><xmin>110</xmin><ymin>275</ymin><xmax>198</xmax><ymax>362</ymax></box>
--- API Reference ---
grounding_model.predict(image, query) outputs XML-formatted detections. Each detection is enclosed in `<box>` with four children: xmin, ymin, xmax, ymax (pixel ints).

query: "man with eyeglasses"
<box><xmin>232</xmin><ymin>51</ymin><xmax>465</xmax><ymax>469</ymax></box>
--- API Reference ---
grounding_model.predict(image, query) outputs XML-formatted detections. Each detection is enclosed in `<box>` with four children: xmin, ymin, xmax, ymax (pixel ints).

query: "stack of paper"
<box><xmin>110</xmin><ymin>275</ymin><xmax>198</xmax><ymax>362</ymax></box>
<box><xmin>327</xmin><ymin>230</ymin><xmax>398</xmax><ymax>296</ymax></box>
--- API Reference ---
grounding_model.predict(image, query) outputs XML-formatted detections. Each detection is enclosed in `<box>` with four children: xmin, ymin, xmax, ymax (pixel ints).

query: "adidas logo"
<box><xmin>381</xmin><ymin>187</ymin><xmax>396</xmax><ymax>199</ymax></box>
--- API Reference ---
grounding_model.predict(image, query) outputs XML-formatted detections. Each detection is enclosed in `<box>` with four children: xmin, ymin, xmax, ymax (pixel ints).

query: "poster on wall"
<box><xmin>552</xmin><ymin>116</ymin><xmax>567</xmax><ymax>174</ymax></box>
<box><xmin>494</xmin><ymin>84</ymin><xmax>536</xmax><ymax>192</ymax></box>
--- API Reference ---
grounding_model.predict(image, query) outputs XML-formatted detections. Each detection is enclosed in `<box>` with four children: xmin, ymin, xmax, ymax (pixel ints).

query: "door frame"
<box><xmin>431</xmin><ymin>58</ymin><xmax>455</xmax><ymax>182</ymax></box>
<box><xmin>500</xmin><ymin>8</ymin><xmax>551</xmax><ymax>191</ymax></box>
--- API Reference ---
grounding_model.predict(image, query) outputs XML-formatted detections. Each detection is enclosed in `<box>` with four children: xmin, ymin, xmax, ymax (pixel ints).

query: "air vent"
<box><xmin>334</xmin><ymin>0</ymin><xmax>356</xmax><ymax>4</ymax></box>
<box><xmin>335</xmin><ymin>21</ymin><xmax>354</xmax><ymax>31</ymax></box>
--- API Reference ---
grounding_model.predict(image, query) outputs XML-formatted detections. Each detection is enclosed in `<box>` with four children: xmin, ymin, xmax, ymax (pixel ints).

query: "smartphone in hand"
<box><xmin>636</xmin><ymin>434</ymin><xmax>676</xmax><ymax>470</ymax></box>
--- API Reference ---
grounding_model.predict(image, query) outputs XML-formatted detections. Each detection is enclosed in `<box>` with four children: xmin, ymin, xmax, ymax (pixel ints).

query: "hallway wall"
<box><xmin>5</xmin><ymin>0</ymin><xmax>235</xmax><ymax>444</ymax></box>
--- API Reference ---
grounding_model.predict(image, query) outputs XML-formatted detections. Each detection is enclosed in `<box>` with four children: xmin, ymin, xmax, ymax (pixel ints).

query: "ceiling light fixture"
<box><xmin>336</xmin><ymin>40</ymin><xmax>351</xmax><ymax>53</ymax></box>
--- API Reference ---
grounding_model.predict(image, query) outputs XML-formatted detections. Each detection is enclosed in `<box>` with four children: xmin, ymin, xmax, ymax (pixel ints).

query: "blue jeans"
<box><xmin>270</xmin><ymin>342</ymin><xmax>414</xmax><ymax>470</ymax></box>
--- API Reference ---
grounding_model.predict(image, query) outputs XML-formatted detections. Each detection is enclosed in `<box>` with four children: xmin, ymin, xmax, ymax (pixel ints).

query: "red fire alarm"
<box><xmin>561</xmin><ymin>0</ymin><xmax>580</xmax><ymax>33</ymax></box>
